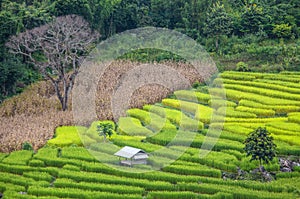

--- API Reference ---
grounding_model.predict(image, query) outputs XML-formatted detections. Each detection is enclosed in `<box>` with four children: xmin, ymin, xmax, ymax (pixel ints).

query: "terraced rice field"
<box><xmin>1</xmin><ymin>71</ymin><xmax>300</xmax><ymax>198</ymax></box>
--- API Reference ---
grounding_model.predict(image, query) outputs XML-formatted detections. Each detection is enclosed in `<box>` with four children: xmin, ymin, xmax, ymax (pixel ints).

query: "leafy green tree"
<box><xmin>97</xmin><ymin>123</ymin><xmax>114</xmax><ymax>142</ymax></box>
<box><xmin>112</xmin><ymin>0</ymin><xmax>139</xmax><ymax>33</ymax></box>
<box><xmin>244</xmin><ymin>127</ymin><xmax>277</xmax><ymax>167</ymax></box>
<box><xmin>240</xmin><ymin>3</ymin><xmax>265</xmax><ymax>35</ymax></box>
<box><xmin>204</xmin><ymin>1</ymin><xmax>233</xmax><ymax>52</ymax></box>
<box><xmin>54</xmin><ymin>0</ymin><xmax>93</xmax><ymax>22</ymax></box>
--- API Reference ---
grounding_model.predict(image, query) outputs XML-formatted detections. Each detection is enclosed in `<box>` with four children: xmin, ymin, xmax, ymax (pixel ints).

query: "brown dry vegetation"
<box><xmin>95</xmin><ymin>60</ymin><xmax>215</xmax><ymax>120</ymax></box>
<box><xmin>0</xmin><ymin>60</ymin><xmax>214</xmax><ymax>152</ymax></box>
<box><xmin>0</xmin><ymin>81</ymin><xmax>74</xmax><ymax>152</ymax></box>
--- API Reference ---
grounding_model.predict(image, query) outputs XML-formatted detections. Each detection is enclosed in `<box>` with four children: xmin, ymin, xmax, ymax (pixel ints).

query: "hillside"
<box><xmin>0</xmin><ymin>71</ymin><xmax>299</xmax><ymax>198</ymax></box>
<box><xmin>0</xmin><ymin>60</ymin><xmax>203</xmax><ymax>152</ymax></box>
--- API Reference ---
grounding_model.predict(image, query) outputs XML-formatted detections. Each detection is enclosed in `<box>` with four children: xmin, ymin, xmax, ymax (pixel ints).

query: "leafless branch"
<box><xmin>6</xmin><ymin>15</ymin><xmax>100</xmax><ymax>111</ymax></box>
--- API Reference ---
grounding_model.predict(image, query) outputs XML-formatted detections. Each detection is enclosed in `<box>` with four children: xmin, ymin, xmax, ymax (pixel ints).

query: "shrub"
<box><xmin>272</xmin><ymin>24</ymin><xmax>292</xmax><ymax>39</ymax></box>
<box><xmin>22</xmin><ymin>142</ymin><xmax>33</xmax><ymax>151</ymax></box>
<box><xmin>236</xmin><ymin>62</ymin><xmax>250</xmax><ymax>72</ymax></box>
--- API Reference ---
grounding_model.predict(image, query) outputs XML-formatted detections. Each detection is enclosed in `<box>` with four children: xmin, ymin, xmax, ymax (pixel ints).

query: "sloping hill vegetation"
<box><xmin>0</xmin><ymin>60</ymin><xmax>203</xmax><ymax>152</ymax></box>
<box><xmin>0</xmin><ymin>71</ymin><xmax>299</xmax><ymax>198</ymax></box>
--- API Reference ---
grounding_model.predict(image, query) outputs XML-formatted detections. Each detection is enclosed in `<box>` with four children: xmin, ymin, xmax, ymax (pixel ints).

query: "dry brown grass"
<box><xmin>0</xmin><ymin>60</ymin><xmax>214</xmax><ymax>152</ymax></box>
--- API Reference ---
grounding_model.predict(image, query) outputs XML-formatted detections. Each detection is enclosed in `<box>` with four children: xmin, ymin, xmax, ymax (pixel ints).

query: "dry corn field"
<box><xmin>0</xmin><ymin>60</ymin><xmax>211</xmax><ymax>152</ymax></box>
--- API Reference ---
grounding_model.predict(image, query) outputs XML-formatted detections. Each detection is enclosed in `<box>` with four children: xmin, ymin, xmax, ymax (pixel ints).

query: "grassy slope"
<box><xmin>0</xmin><ymin>71</ymin><xmax>300</xmax><ymax>198</ymax></box>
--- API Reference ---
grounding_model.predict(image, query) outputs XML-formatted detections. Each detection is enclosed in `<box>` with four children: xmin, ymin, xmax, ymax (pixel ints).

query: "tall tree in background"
<box><xmin>6</xmin><ymin>15</ymin><xmax>99</xmax><ymax>111</ymax></box>
<box><xmin>204</xmin><ymin>2</ymin><xmax>232</xmax><ymax>52</ymax></box>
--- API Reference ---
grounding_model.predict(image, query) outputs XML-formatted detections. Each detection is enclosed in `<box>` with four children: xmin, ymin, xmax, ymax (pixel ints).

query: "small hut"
<box><xmin>114</xmin><ymin>146</ymin><xmax>149</xmax><ymax>166</ymax></box>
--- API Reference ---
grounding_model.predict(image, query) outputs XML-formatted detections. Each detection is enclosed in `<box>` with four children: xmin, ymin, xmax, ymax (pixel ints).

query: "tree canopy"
<box><xmin>244</xmin><ymin>127</ymin><xmax>277</xmax><ymax>166</ymax></box>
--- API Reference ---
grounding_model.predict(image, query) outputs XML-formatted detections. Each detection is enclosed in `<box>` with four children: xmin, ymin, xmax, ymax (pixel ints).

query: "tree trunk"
<box><xmin>215</xmin><ymin>36</ymin><xmax>219</xmax><ymax>52</ymax></box>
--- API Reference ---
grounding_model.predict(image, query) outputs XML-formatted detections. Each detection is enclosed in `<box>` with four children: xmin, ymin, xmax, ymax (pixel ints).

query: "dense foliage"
<box><xmin>0</xmin><ymin>0</ymin><xmax>300</xmax><ymax>101</ymax></box>
<box><xmin>244</xmin><ymin>127</ymin><xmax>277</xmax><ymax>166</ymax></box>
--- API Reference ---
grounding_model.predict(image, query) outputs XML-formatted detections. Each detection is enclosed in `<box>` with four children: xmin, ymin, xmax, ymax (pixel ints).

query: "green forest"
<box><xmin>0</xmin><ymin>0</ymin><xmax>300</xmax><ymax>101</ymax></box>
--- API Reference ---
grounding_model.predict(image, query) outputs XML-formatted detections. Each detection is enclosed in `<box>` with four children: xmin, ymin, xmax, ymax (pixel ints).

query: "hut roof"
<box><xmin>114</xmin><ymin>146</ymin><xmax>147</xmax><ymax>159</ymax></box>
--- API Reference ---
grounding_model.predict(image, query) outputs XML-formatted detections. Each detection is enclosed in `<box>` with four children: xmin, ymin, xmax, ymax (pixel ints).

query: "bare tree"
<box><xmin>6</xmin><ymin>15</ymin><xmax>99</xmax><ymax>111</ymax></box>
